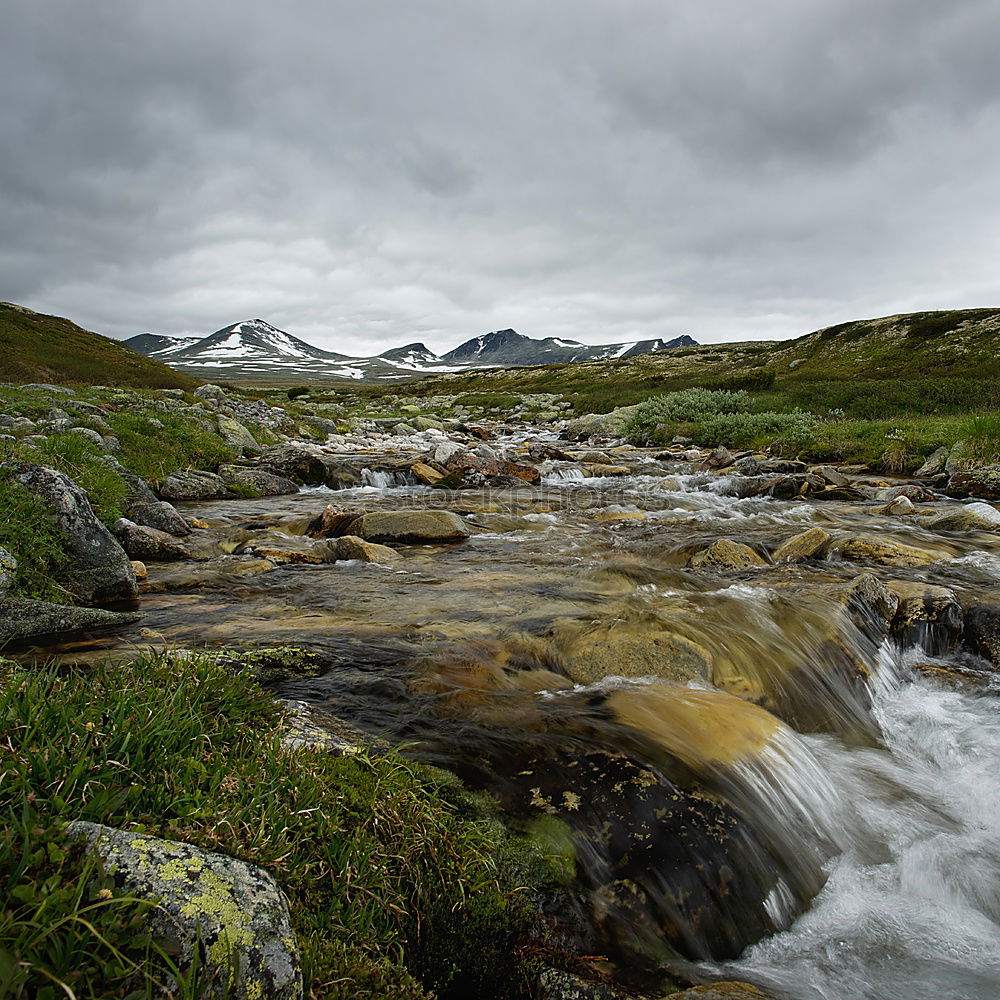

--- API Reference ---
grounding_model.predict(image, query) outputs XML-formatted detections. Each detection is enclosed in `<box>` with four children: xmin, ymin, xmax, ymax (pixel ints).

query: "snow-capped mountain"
<box><xmin>125</xmin><ymin>321</ymin><xmax>698</xmax><ymax>382</ymax></box>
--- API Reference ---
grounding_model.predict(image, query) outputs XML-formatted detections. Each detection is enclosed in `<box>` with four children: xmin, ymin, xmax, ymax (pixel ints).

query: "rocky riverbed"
<box><xmin>6</xmin><ymin>384</ymin><xmax>1000</xmax><ymax>999</ymax></box>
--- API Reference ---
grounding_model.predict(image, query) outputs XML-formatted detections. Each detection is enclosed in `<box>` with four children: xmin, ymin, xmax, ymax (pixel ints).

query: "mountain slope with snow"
<box><xmin>126</xmin><ymin>321</ymin><xmax>699</xmax><ymax>382</ymax></box>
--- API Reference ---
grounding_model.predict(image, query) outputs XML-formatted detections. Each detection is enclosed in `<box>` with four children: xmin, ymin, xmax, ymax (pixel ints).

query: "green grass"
<box><xmin>0</xmin><ymin>653</ymin><xmax>548</xmax><ymax>999</ymax></box>
<box><xmin>0</xmin><ymin>303</ymin><xmax>197</xmax><ymax>390</ymax></box>
<box><xmin>0</xmin><ymin>473</ymin><xmax>72</xmax><ymax>601</ymax></box>
<box><xmin>107</xmin><ymin>411</ymin><xmax>235</xmax><ymax>486</ymax></box>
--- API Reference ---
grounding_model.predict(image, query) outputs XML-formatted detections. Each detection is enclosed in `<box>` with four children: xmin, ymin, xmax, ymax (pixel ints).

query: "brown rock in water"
<box><xmin>353</xmin><ymin>509</ymin><xmax>470</xmax><ymax>543</ymax></box>
<box><xmin>115</xmin><ymin>520</ymin><xmax>192</xmax><ymax>562</ymax></box>
<box><xmin>963</xmin><ymin>603</ymin><xmax>1000</xmax><ymax>666</ymax></box>
<box><xmin>948</xmin><ymin>468</ymin><xmax>1000</xmax><ymax>500</ymax></box>
<box><xmin>886</xmin><ymin>580</ymin><xmax>963</xmax><ymax>655</ymax></box>
<box><xmin>410</xmin><ymin>461</ymin><xmax>444</xmax><ymax>484</ymax></box>
<box><xmin>690</xmin><ymin>539</ymin><xmax>767</xmax><ymax>571</ymax></box>
<box><xmin>829</xmin><ymin>534</ymin><xmax>952</xmax><ymax>568</ymax></box>
<box><xmin>670</xmin><ymin>985</ymin><xmax>773</xmax><ymax>1000</ymax></box>
<box><xmin>772</xmin><ymin>526</ymin><xmax>831</xmax><ymax>562</ymax></box>
<box><xmin>585</xmin><ymin>463</ymin><xmax>632</xmax><ymax>477</ymax></box>
<box><xmin>305</xmin><ymin>505</ymin><xmax>362</xmax><ymax>538</ymax></box>
<box><xmin>130</xmin><ymin>560</ymin><xmax>148</xmax><ymax>580</ymax></box>
<box><xmin>329</xmin><ymin>534</ymin><xmax>401</xmax><ymax>566</ymax></box>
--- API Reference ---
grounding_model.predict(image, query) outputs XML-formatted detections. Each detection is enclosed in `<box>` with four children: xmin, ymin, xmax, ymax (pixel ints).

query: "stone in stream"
<box><xmin>926</xmin><ymin>501</ymin><xmax>1000</xmax><ymax>532</ymax></box>
<box><xmin>0</xmin><ymin>598</ymin><xmax>140</xmax><ymax>644</ymax></box>
<box><xmin>808</xmin><ymin>465</ymin><xmax>850</xmax><ymax>487</ymax></box>
<box><xmin>947</xmin><ymin>468</ymin><xmax>1000</xmax><ymax>500</ymax></box>
<box><xmin>161</xmin><ymin>469</ymin><xmax>229</xmax><ymax>501</ymax></box>
<box><xmin>870</xmin><ymin>495</ymin><xmax>917</xmax><ymax>515</ymax></box>
<box><xmin>670</xmin><ymin>986</ymin><xmax>773</xmax><ymax>1000</ymax></box>
<box><xmin>690</xmin><ymin>539</ymin><xmax>768</xmax><ymax>571</ymax></box>
<box><xmin>916</xmin><ymin>446</ymin><xmax>950</xmax><ymax>477</ymax></box>
<box><xmin>352</xmin><ymin>509</ymin><xmax>470</xmax><ymax>543</ymax></box>
<box><xmin>410</xmin><ymin>461</ymin><xmax>444</xmax><ymax>484</ymax></box>
<box><xmin>219</xmin><ymin>465</ymin><xmax>300</xmax><ymax>497</ymax></box>
<box><xmin>114</xmin><ymin>519</ymin><xmax>192</xmax><ymax>562</ymax></box>
<box><xmin>258</xmin><ymin>444</ymin><xmax>329</xmax><ymax>485</ymax></box>
<box><xmin>304</xmin><ymin>505</ymin><xmax>363</xmax><ymax>538</ymax></box>
<box><xmin>828</xmin><ymin>534</ymin><xmax>952</xmax><ymax>568</ymax></box>
<box><xmin>1</xmin><ymin>462</ymin><xmax>137</xmax><ymax>603</ymax></box>
<box><xmin>962</xmin><ymin>603</ymin><xmax>1000</xmax><ymax>666</ymax></box>
<box><xmin>584</xmin><ymin>463</ymin><xmax>631</xmax><ymax>478</ymax></box>
<box><xmin>772</xmin><ymin>526</ymin><xmax>831</xmax><ymax>563</ymax></box>
<box><xmin>238</xmin><ymin>534</ymin><xmax>336</xmax><ymax>565</ymax></box>
<box><xmin>114</xmin><ymin>463</ymin><xmax>191</xmax><ymax>536</ymax></box>
<box><xmin>68</xmin><ymin>822</ymin><xmax>302</xmax><ymax>1000</ymax></box>
<box><xmin>886</xmin><ymin>581</ymin><xmax>963</xmax><ymax>656</ymax></box>
<box><xmin>328</xmin><ymin>535</ymin><xmax>401</xmax><ymax>566</ymax></box>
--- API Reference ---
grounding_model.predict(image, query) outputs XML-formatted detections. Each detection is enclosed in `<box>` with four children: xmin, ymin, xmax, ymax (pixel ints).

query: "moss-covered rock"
<box><xmin>68</xmin><ymin>822</ymin><xmax>302</xmax><ymax>1000</ymax></box>
<box><xmin>690</xmin><ymin>538</ymin><xmax>767</xmax><ymax>572</ymax></box>
<box><xmin>354</xmin><ymin>509</ymin><xmax>470</xmax><ymax>543</ymax></box>
<box><xmin>771</xmin><ymin>526</ymin><xmax>830</xmax><ymax>563</ymax></box>
<box><xmin>828</xmin><ymin>534</ymin><xmax>952</xmax><ymax>568</ymax></box>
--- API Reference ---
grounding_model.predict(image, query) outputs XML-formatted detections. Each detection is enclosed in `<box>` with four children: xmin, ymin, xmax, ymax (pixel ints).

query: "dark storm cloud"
<box><xmin>2</xmin><ymin>0</ymin><xmax>999</xmax><ymax>353</ymax></box>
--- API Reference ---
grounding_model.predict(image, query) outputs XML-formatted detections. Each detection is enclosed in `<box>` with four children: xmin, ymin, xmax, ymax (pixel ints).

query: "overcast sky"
<box><xmin>2</xmin><ymin>1</ymin><xmax>999</xmax><ymax>354</ymax></box>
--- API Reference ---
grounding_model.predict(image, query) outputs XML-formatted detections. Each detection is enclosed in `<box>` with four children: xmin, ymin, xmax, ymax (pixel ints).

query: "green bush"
<box><xmin>0</xmin><ymin>654</ymin><xmax>544</xmax><ymax>999</ymax></box>
<box><xmin>624</xmin><ymin>388</ymin><xmax>751</xmax><ymax>443</ymax></box>
<box><xmin>696</xmin><ymin>409</ymin><xmax>819</xmax><ymax>451</ymax></box>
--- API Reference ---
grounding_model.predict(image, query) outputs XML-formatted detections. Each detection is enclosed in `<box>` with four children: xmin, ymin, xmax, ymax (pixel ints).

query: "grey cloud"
<box><xmin>1</xmin><ymin>0</ymin><xmax>998</xmax><ymax>353</ymax></box>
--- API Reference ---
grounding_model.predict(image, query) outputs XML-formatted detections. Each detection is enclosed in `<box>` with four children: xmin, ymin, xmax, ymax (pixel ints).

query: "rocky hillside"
<box><xmin>0</xmin><ymin>303</ymin><xmax>198</xmax><ymax>390</ymax></box>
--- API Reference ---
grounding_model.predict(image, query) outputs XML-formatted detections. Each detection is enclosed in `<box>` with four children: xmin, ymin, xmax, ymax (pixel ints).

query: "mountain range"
<box><xmin>123</xmin><ymin>321</ymin><xmax>697</xmax><ymax>382</ymax></box>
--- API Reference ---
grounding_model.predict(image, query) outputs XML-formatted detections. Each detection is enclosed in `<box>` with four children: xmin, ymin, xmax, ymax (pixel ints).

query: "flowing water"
<box><xmin>29</xmin><ymin>432</ymin><xmax>1000</xmax><ymax>997</ymax></box>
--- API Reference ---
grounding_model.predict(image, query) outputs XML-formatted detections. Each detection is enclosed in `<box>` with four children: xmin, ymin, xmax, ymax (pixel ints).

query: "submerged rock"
<box><xmin>772</xmin><ymin>526</ymin><xmax>831</xmax><ymax>562</ymax></box>
<box><xmin>690</xmin><ymin>539</ymin><xmax>768</xmax><ymax>571</ymax></box>
<box><xmin>328</xmin><ymin>534</ymin><xmax>401</xmax><ymax>566</ymax></box>
<box><xmin>353</xmin><ymin>509</ymin><xmax>470</xmax><ymax>543</ymax></box>
<box><xmin>963</xmin><ymin>603</ymin><xmax>1000</xmax><ymax>666</ymax></box>
<box><xmin>886</xmin><ymin>581</ymin><xmax>963</xmax><ymax>655</ymax></box>
<box><xmin>1</xmin><ymin>462</ymin><xmax>137</xmax><ymax>603</ymax></box>
<box><xmin>828</xmin><ymin>534</ymin><xmax>951</xmax><ymax>568</ymax></box>
<box><xmin>219</xmin><ymin>465</ymin><xmax>300</xmax><ymax>497</ymax></box>
<box><xmin>68</xmin><ymin>822</ymin><xmax>302</xmax><ymax>1000</ymax></box>
<box><xmin>926</xmin><ymin>502</ymin><xmax>1000</xmax><ymax>532</ymax></box>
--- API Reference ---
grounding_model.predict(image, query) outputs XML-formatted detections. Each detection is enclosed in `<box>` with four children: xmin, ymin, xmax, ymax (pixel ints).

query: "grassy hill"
<box><xmin>0</xmin><ymin>303</ymin><xmax>198</xmax><ymax>390</ymax></box>
<box><xmin>375</xmin><ymin>307</ymin><xmax>1000</xmax><ymax>416</ymax></box>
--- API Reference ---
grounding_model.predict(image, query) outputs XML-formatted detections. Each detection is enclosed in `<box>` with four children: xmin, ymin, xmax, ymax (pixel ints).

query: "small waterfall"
<box><xmin>360</xmin><ymin>468</ymin><xmax>412</xmax><ymax>488</ymax></box>
<box><xmin>543</xmin><ymin>466</ymin><xmax>587</xmax><ymax>483</ymax></box>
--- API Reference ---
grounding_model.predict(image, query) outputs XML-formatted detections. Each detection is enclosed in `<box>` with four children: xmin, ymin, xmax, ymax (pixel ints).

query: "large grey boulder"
<box><xmin>1</xmin><ymin>463</ymin><xmax>137</xmax><ymax>603</ymax></box>
<box><xmin>219</xmin><ymin>465</ymin><xmax>299</xmax><ymax>497</ymax></box>
<box><xmin>161</xmin><ymin>469</ymin><xmax>229</xmax><ymax>501</ymax></box>
<box><xmin>193</xmin><ymin>383</ymin><xmax>228</xmax><ymax>407</ymax></box>
<box><xmin>218</xmin><ymin>415</ymin><xmax>261</xmax><ymax>455</ymax></box>
<box><xmin>0</xmin><ymin>599</ymin><xmax>140</xmax><ymax>645</ymax></box>
<box><xmin>113</xmin><ymin>462</ymin><xmax>191</xmax><ymax>536</ymax></box>
<box><xmin>353</xmin><ymin>509</ymin><xmax>470</xmax><ymax>543</ymax></box>
<box><xmin>259</xmin><ymin>445</ymin><xmax>329</xmax><ymax>485</ymax></box>
<box><xmin>114</xmin><ymin>520</ymin><xmax>192</xmax><ymax>562</ymax></box>
<box><xmin>68</xmin><ymin>823</ymin><xmax>302</xmax><ymax>1000</ymax></box>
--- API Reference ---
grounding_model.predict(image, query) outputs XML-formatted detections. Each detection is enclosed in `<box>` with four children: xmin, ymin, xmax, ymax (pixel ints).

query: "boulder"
<box><xmin>353</xmin><ymin>510</ymin><xmax>470</xmax><ymax>543</ymax></box>
<box><xmin>217</xmin><ymin>415</ymin><xmax>261</xmax><ymax>455</ymax></box>
<box><xmin>114</xmin><ymin>520</ymin><xmax>192</xmax><ymax>562</ymax></box>
<box><xmin>772</xmin><ymin>526</ymin><xmax>831</xmax><ymax>563</ymax></box>
<box><xmin>259</xmin><ymin>445</ymin><xmax>329</xmax><ymax>485</ymax></box>
<box><xmin>193</xmin><ymin>383</ymin><xmax>228</xmax><ymax>407</ymax></box>
<box><xmin>161</xmin><ymin>469</ymin><xmax>229</xmax><ymax>501</ymax></box>
<box><xmin>809</xmin><ymin>465</ymin><xmax>850</xmax><ymax>487</ymax></box>
<box><xmin>238</xmin><ymin>534</ymin><xmax>336</xmax><ymax>565</ymax></box>
<box><xmin>329</xmin><ymin>535</ymin><xmax>401</xmax><ymax>566</ymax></box>
<box><xmin>690</xmin><ymin>539</ymin><xmax>767</xmax><ymax>572</ymax></box>
<box><xmin>68</xmin><ymin>823</ymin><xmax>301</xmax><ymax>1000</ymax></box>
<box><xmin>870</xmin><ymin>495</ymin><xmax>916</xmax><ymax>516</ymax></box>
<box><xmin>886</xmin><ymin>581</ymin><xmax>963</xmax><ymax>655</ymax></box>
<box><xmin>915</xmin><ymin>446</ymin><xmax>949</xmax><ymax>477</ymax></box>
<box><xmin>410</xmin><ymin>461</ymin><xmax>445</xmax><ymax>485</ymax></box>
<box><xmin>304</xmin><ymin>505</ymin><xmax>362</xmax><ymax>538</ymax></box>
<box><xmin>828</xmin><ymin>534</ymin><xmax>951</xmax><ymax>568</ymax></box>
<box><xmin>584</xmin><ymin>464</ymin><xmax>631</xmax><ymax>478</ymax></box>
<box><xmin>1</xmin><ymin>462</ymin><xmax>137</xmax><ymax>603</ymax></box>
<box><xmin>433</xmin><ymin>440</ymin><xmax>466</xmax><ymax>465</ymax></box>
<box><xmin>962</xmin><ymin>604</ymin><xmax>1000</xmax><ymax>666</ymax></box>
<box><xmin>948</xmin><ymin>468</ymin><xmax>1000</xmax><ymax>500</ymax></box>
<box><xmin>114</xmin><ymin>465</ymin><xmax>191</xmax><ymax>536</ymax></box>
<box><xmin>219</xmin><ymin>465</ymin><xmax>300</xmax><ymax>497</ymax></box>
<box><xmin>0</xmin><ymin>598</ymin><xmax>140</xmax><ymax>645</ymax></box>
<box><xmin>927</xmin><ymin>502</ymin><xmax>1000</xmax><ymax>532</ymax></box>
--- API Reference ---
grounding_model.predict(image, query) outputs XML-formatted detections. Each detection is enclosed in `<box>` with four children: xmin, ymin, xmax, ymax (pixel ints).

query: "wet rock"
<box><xmin>68</xmin><ymin>822</ymin><xmax>302</xmax><ymax>1000</ymax></box>
<box><xmin>259</xmin><ymin>444</ymin><xmax>329</xmax><ymax>485</ymax></box>
<box><xmin>828</xmin><ymin>534</ymin><xmax>951</xmax><ymax>568</ymax></box>
<box><xmin>161</xmin><ymin>469</ymin><xmax>229</xmax><ymax>501</ymax></box>
<box><xmin>758</xmin><ymin>458</ymin><xmax>806</xmax><ymax>474</ymax></box>
<box><xmin>809</xmin><ymin>465</ymin><xmax>850</xmax><ymax>486</ymax></box>
<box><xmin>0</xmin><ymin>546</ymin><xmax>15</xmax><ymax>602</ymax></box>
<box><xmin>670</xmin><ymin>985</ymin><xmax>773</xmax><ymax>1000</ymax></box>
<box><xmin>436</xmin><ymin>455</ymin><xmax>541</xmax><ymax>488</ymax></box>
<box><xmin>535</xmin><ymin>967</ymin><xmax>641</xmax><ymax>1000</ymax></box>
<box><xmin>839</xmin><ymin>573</ymin><xmax>900</xmax><ymax>646</ymax></box>
<box><xmin>217</xmin><ymin>414</ymin><xmax>261</xmax><ymax>455</ymax></box>
<box><xmin>575</xmin><ymin>450</ymin><xmax>613</xmax><ymax>464</ymax></box>
<box><xmin>219</xmin><ymin>465</ymin><xmax>300</xmax><ymax>497</ymax></box>
<box><xmin>1</xmin><ymin>462</ymin><xmax>137</xmax><ymax>603</ymax></box>
<box><xmin>329</xmin><ymin>534</ymin><xmax>401</xmax><ymax>566</ymax></box>
<box><xmin>701</xmin><ymin>446</ymin><xmax>734</xmax><ymax>470</ymax></box>
<box><xmin>690</xmin><ymin>539</ymin><xmax>767</xmax><ymax>572</ymax></box>
<box><xmin>916</xmin><ymin>446</ymin><xmax>949</xmax><ymax>477</ymax></box>
<box><xmin>0</xmin><ymin>598</ymin><xmax>140</xmax><ymax>644</ymax></box>
<box><xmin>433</xmin><ymin>440</ymin><xmax>466</xmax><ymax>465</ymax></box>
<box><xmin>927</xmin><ymin>501</ymin><xmax>1000</xmax><ymax>532</ymax></box>
<box><xmin>131</xmin><ymin>560</ymin><xmax>148</xmax><ymax>580</ymax></box>
<box><xmin>584</xmin><ymin>464</ymin><xmax>631</xmax><ymax>478</ymax></box>
<box><xmin>948</xmin><ymin>468</ymin><xmax>1000</xmax><ymax>500</ymax></box>
<box><xmin>559</xmin><ymin>624</ymin><xmax>712</xmax><ymax>686</ymax></box>
<box><xmin>304</xmin><ymin>505</ymin><xmax>362</xmax><ymax>538</ymax></box>
<box><xmin>114</xmin><ymin>520</ymin><xmax>192</xmax><ymax>562</ymax></box>
<box><xmin>872</xmin><ymin>484</ymin><xmax>936</xmax><ymax>503</ymax></box>
<box><xmin>353</xmin><ymin>509</ymin><xmax>470</xmax><ymax>543</ymax></box>
<box><xmin>772</xmin><ymin>526</ymin><xmax>831</xmax><ymax>563</ymax></box>
<box><xmin>239</xmin><ymin>534</ymin><xmax>336</xmax><ymax>564</ymax></box>
<box><xmin>814</xmin><ymin>485</ymin><xmax>867</xmax><ymax>501</ymax></box>
<box><xmin>411</xmin><ymin>461</ymin><xmax>445</xmax><ymax>484</ymax></box>
<box><xmin>886</xmin><ymin>581</ymin><xmax>963</xmax><ymax>655</ymax></box>
<box><xmin>962</xmin><ymin>604</ymin><xmax>1000</xmax><ymax>666</ymax></box>
<box><xmin>870</xmin><ymin>495</ymin><xmax>916</xmax><ymax>516</ymax></box>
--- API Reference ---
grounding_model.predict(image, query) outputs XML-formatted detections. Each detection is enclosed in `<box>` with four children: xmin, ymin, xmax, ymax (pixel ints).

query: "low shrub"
<box><xmin>624</xmin><ymin>389</ymin><xmax>751</xmax><ymax>443</ymax></box>
<box><xmin>696</xmin><ymin>408</ymin><xmax>819</xmax><ymax>451</ymax></box>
